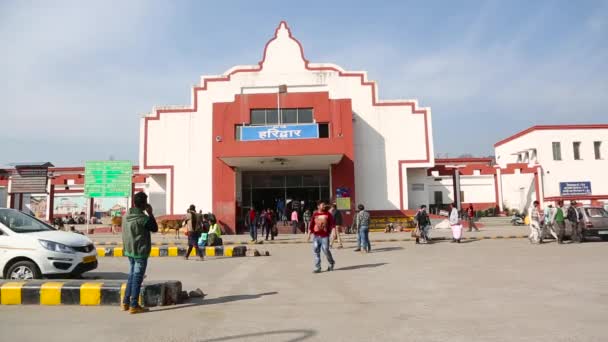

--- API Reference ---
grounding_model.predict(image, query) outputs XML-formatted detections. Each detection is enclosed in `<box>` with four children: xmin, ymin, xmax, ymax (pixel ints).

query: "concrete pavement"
<box><xmin>1</xmin><ymin>238</ymin><xmax>607</xmax><ymax>342</ymax></box>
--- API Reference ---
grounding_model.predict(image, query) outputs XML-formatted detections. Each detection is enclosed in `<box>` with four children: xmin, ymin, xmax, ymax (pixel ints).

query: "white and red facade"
<box><xmin>140</xmin><ymin>22</ymin><xmax>434</xmax><ymax>232</ymax></box>
<box><xmin>495</xmin><ymin>125</ymin><xmax>608</xmax><ymax>209</ymax></box>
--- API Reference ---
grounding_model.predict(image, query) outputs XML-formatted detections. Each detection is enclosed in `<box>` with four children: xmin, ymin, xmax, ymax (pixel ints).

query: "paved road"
<box><xmin>1</xmin><ymin>239</ymin><xmax>607</xmax><ymax>342</ymax></box>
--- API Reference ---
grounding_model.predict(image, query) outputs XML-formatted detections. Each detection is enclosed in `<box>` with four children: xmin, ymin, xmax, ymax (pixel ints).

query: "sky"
<box><xmin>1</xmin><ymin>0</ymin><xmax>606</xmax><ymax>165</ymax></box>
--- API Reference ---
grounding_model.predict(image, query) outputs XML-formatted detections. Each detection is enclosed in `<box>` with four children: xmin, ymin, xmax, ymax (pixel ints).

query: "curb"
<box><xmin>95</xmin><ymin>246</ymin><xmax>271</xmax><ymax>258</ymax></box>
<box><xmin>0</xmin><ymin>280</ymin><xmax>182</xmax><ymax>306</ymax></box>
<box><xmin>92</xmin><ymin>235</ymin><xmax>531</xmax><ymax>249</ymax></box>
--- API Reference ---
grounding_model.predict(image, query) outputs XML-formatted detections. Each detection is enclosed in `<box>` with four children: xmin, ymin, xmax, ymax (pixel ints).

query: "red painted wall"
<box><xmin>212</xmin><ymin>92</ymin><xmax>355</xmax><ymax>233</ymax></box>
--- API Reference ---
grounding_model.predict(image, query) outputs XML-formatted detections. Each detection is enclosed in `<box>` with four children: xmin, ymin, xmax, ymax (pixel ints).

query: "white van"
<box><xmin>0</xmin><ymin>208</ymin><xmax>98</xmax><ymax>279</ymax></box>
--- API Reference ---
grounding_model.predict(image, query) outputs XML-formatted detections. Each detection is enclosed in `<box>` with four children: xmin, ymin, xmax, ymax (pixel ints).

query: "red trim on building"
<box><xmin>49</xmin><ymin>166</ymin><xmax>140</xmax><ymax>172</ymax></box>
<box><xmin>533</xmin><ymin>171</ymin><xmax>541</xmax><ymax>204</ymax></box>
<box><xmin>494</xmin><ymin>124</ymin><xmax>608</xmax><ymax>148</ymax></box>
<box><xmin>142</xmin><ymin>21</ymin><xmax>432</xmax><ymax>214</ymax></box>
<box><xmin>461</xmin><ymin>202</ymin><xmax>498</xmax><ymax>211</ymax></box>
<box><xmin>212</xmin><ymin>92</ymin><xmax>355</xmax><ymax>233</ymax></box>
<box><xmin>435</xmin><ymin>157</ymin><xmax>493</xmax><ymax>165</ymax></box>
<box><xmin>493</xmin><ymin>173</ymin><xmax>500</xmax><ymax>208</ymax></box>
<box><xmin>544</xmin><ymin>195</ymin><xmax>608</xmax><ymax>202</ymax></box>
<box><xmin>54</xmin><ymin>189</ymin><xmax>85</xmax><ymax>194</ymax></box>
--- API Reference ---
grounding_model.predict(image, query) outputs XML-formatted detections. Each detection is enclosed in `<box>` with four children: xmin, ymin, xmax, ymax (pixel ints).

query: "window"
<box><xmin>281</xmin><ymin>109</ymin><xmax>297</xmax><ymax>124</ymax></box>
<box><xmin>460</xmin><ymin>191</ymin><xmax>465</xmax><ymax>202</ymax></box>
<box><xmin>318</xmin><ymin>123</ymin><xmax>329</xmax><ymax>138</ymax></box>
<box><xmin>573</xmin><ymin>142</ymin><xmax>581</xmax><ymax>160</ymax></box>
<box><xmin>249</xmin><ymin>108</ymin><xmax>314</xmax><ymax>125</ymax></box>
<box><xmin>552</xmin><ymin>142</ymin><xmax>562</xmax><ymax>161</ymax></box>
<box><xmin>250</xmin><ymin>110</ymin><xmax>266</xmax><ymax>125</ymax></box>
<box><xmin>412</xmin><ymin>184</ymin><xmax>424</xmax><ymax>191</ymax></box>
<box><xmin>434</xmin><ymin>191</ymin><xmax>443</xmax><ymax>204</ymax></box>
<box><xmin>594</xmin><ymin>141</ymin><xmax>602</xmax><ymax>160</ymax></box>
<box><xmin>298</xmin><ymin>108</ymin><xmax>313</xmax><ymax>123</ymax></box>
<box><xmin>266</xmin><ymin>109</ymin><xmax>279</xmax><ymax>125</ymax></box>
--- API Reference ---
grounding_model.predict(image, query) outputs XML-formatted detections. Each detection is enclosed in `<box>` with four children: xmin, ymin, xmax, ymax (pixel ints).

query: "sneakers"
<box><xmin>353</xmin><ymin>248</ymin><xmax>361</xmax><ymax>252</ymax></box>
<box><xmin>129</xmin><ymin>306</ymin><xmax>150</xmax><ymax>314</ymax></box>
<box><xmin>121</xmin><ymin>303</ymin><xmax>129</xmax><ymax>311</ymax></box>
<box><xmin>327</xmin><ymin>263</ymin><xmax>335</xmax><ymax>272</ymax></box>
<box><xmin>313</xmin><ymin>269</ymin><xmax>321</xmax><ymax>274</ymax></box>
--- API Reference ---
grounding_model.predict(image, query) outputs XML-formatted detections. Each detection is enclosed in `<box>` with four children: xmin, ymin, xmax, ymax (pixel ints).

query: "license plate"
<box><xmin>598</xmin><ymin>231</ymin><xmax>608</xmax><ymax>235</ymax></box>
<box><xmin>83</xmin><ymin>255</ymin><xmax>97</xmax><ymax>264</ymax></box>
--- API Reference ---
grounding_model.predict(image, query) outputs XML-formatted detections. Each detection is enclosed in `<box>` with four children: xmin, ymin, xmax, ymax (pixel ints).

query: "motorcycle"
<box><xmin>511</xmin><ymin>214</ymin><xmax>525</xmax><ymax>226</ymax></box>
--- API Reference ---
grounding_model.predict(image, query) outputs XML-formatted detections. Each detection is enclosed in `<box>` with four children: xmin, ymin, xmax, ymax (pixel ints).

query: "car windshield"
<box><xmin>0</xmin><ymin>209</ymin><xmax>55</xmax><ymax>233</ymax></box>
<box><xmin>585</xmin><ymin>208</ymin><xmax>608</xmax><ymax>218</ymax></box>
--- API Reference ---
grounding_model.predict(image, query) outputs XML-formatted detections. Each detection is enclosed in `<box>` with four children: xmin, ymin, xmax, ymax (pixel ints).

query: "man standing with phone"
<box><xmin>121</xmin><ymin>192</ymin><xmax>158</xmax><ymax>314</ymax></box>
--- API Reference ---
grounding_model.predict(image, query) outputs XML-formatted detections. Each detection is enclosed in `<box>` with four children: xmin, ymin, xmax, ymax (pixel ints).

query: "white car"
<box><xmin>0</xmin><ymin>208</ymin><xmax>98</xmax><ymax>280</ymax></box>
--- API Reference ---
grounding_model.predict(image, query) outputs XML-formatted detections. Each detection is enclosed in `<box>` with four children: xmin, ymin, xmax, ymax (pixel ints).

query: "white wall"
<box><xmin>407</xmin><ymin>168</ymin><xmax>429</xmax><ymax>209</ymax></box>
<box><xmin>426</xmin><ymin>174</ymin><xmax>495</xmax><ymax>205</ymax></box>
<box><xmin>141</xmin><ymin>22</ymin><xmax>433</xmax><ymax>213</ymax></box>
<box><xmin>500</xmin><ymin>173</ymin><xmax>535</xmax><ymax>213</ymax></box>
<box><xmin>147</xmin><ymin>174</ymin><xmax>167</xmax><ymax>215</ymax></box>
<box><xmin>495</xmin><ymin>128</ymin><xmax>608</xmax><ymax>199</ymax></box>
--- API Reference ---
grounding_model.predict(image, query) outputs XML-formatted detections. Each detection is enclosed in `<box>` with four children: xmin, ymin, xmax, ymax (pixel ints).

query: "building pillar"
<box><xmin>495</xmin><ymin>167</ymin><xmax>504</xmax><ymax>213</ymax></box>
<box><xmin>330</xmin><ymin>156</ymin><xmax>355</xmax><ymax>227</ymax></box>
<box><xmin>89</xmin><ymin>198</ymin><xmax>95</xmax><ymax>218</ymax></box>
<box><xmin>212</xmin><ymin>158</ymin><xmax>237</xmax><ymax>234</ymax></box>
<box><xmin>452</xmin><ymin>168</ymin><xmax>462</xmax><ymax>211</ymax></box>
<box><xmin>536</xmin><ymin>166</ymin><xmax>544</xmax><ymax>207</ymax></box>
<box><xmin>48</xmin><ymin>185</ymin><xmax>55</xmax><ymax>222</ymax></box>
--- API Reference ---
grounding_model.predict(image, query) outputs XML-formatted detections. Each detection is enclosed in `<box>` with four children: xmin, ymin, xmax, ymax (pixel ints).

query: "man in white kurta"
<box><xmin>449</xmin><ymin>203</ymin><xmax>462</xmax><ymax>243</ymax></box>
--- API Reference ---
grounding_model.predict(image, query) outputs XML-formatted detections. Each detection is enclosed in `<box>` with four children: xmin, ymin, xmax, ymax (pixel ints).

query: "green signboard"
<box><xmin>84</xmin><ymin>161</ymin><xmax>133</xmax><ymax>198</ymax></box>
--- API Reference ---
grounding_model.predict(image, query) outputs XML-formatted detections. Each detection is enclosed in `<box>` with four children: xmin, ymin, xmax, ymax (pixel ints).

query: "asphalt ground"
<box><xmin>1</xmin><ymin>238</ymin><xmax>607</xmax><ymax>342</ymax></box>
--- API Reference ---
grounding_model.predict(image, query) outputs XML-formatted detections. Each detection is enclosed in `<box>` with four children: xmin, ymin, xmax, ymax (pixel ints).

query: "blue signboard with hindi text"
<box><xmin>240</xmin><ymin>124</ymin><xmax>319</xmax><ymax>141</ymax></box>
<box><xmin>559</xmin><ymin>182</ymin><xmax>592</xmax><ymax>196</ymax></box>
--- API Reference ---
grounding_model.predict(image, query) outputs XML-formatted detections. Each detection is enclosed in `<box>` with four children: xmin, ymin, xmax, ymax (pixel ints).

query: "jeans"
<box><xmin>420</xmin><ymin>224</ymin><xmax>431</xmax><ymax>242</ymax></box>
<box><xmin>249</xmin><ymin>224</ymin><xmax>257</xmax><ymax>241</ymax></box>
<box><xmin>292</xmin><ymin>220</ymin><xmax>299</xmax><ymax>234</ymax></box>
<box><xmin>359</xmin><ymin>225</ymin><xmax>370</xmax><ymax>251</ymax></box>
<box><xmin>123</xmin><ymin>257</ymin><xmax>148</xmax><ymax>308</ymax></box>
<box><xmin>356</xmin><ymin>228</ymin><xmax>372</xmax><ymax>250</ymax></box>
<box><xmin>556</xmin><ymin>221</ymin><xmax>566</xmax><ymax>242</ymax></box>
<box><xmin>312</xmin><ymin>235</ymin><xmax>334</xmax><ymax>270</ymax></box>
<box><xmin>571</xmin><ymin>221</ymin><xmax>583</xmax><ymax>242</ymax></box>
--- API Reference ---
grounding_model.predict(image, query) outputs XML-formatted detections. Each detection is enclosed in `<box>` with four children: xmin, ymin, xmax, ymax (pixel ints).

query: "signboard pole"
<box><xmin>86</xmin><ymin>199</ymin><xmax>90</xmax><ymax>235</ymax></box>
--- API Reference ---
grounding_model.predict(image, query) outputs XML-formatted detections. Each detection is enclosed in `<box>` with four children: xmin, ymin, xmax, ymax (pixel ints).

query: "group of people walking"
<box><xmin>183</xmin><ymin>205</ymin><xmax>223</xmax><ymax>260</ymax></box>
<box><xmin>528</xmin><ymin>200</ymin><xmax>585</xmax><ymax>244</ymax></box>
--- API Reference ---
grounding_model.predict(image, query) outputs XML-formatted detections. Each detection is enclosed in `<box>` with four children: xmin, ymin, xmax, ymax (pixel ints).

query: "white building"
<box><xmin>495</xmin><ymin>124</ymin><xmax>608</xmax><ymax>209</ymax></box>
<box><xmin>140</xmin><ymin>21</ymin><xmax>434</xmax><ymax>232</ymax></box>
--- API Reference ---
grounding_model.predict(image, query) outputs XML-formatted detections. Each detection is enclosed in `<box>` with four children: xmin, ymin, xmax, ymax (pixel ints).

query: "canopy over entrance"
<box><xmin>220</xmin><ymin>154</ymin><xmax>343</xmax><ymax>171</ymax></box>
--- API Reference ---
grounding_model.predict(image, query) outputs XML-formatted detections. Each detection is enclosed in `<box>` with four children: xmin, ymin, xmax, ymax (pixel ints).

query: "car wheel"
<box><xmin>6</xmin><ymin>261</ymin><xmax>42</xmax><ymax>280</ymax></box>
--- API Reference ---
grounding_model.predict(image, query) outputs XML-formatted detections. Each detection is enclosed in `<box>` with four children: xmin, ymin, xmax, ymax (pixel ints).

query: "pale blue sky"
<box><xmin>1</xmin><ymin>0</ymin><xmax>606</xmax><ymax>165</ymax></box>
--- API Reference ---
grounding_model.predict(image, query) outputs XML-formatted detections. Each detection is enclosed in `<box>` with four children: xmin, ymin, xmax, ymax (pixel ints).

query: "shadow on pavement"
<box><xmin>199</xmin><ymin>329</ymin><xmax>317</xmax><ymax>342</ymax></box>
<box><xmin>337</xmin><ymin>262</ymin><xmax>387</xmax><ymax>271</ymax></box>
<box><xmin>150</xmin><ymin>292</ymin><xmax>279</xmax><ymax>313</ymax></box>
<box><xmin>81</xmin><ymin>272</ymin><xmax>129</xmax><ymax>280</ymax></box>
<box><xmin>370</xmin><ymin>246</ymin><xmax>403</xmax><ymax>253</ymax></box>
